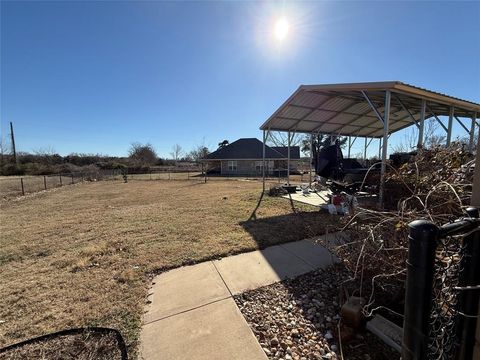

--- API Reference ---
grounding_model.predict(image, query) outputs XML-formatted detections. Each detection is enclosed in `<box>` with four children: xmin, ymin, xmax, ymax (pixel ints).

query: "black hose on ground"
<box><xmin>0</xmin><ymin>327</ymin><xmax>128</xmax><ymax>360</ymax></box>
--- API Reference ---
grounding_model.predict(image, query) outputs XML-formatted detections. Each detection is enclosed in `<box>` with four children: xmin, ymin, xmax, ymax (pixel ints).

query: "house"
<box><xmin>204</xmin><ymin>138</ymin><xmax>300</xmax><ymax>176</ymax></box>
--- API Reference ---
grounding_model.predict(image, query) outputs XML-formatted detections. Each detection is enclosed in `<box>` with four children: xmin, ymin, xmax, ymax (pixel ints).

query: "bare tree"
<box><xmin>392</xmin><ymin>126</ymin><xmax>417</xmax><ymax>153</ymax></box>
<box><xmin>128</xmin><ymin>142</ymin><xmax>157</xmax><ymax>165</ymax></box>
<box><xmin>170</xmin><ymin>144</ymin><xmax>183</xmax><ymax>163</ymax></box>
<box><xmin>217</xmin><ymin>140</ymin><xmax>229</xmax><ymax>149</ymax></box>
<box><xmin>300</xmin><ymin>134</ymin><xmax>348</xmax><ymax>156</ymax></box>
<box><xmin>189</xmin><ymin>145</ymin><xmax>209</xmax><ymax>162</ymax></box>
<box><xmin>424</xmin><ymin>118</ymin><xmax>446</xmax><ymax>149</ymax></box>
<box><xmin>267</xmin><ymin>132</ymin><xmax>303</xmax><ymax>148</ymax></box>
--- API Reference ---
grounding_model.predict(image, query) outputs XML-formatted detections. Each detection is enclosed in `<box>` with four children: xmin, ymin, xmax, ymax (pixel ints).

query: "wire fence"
<box><xmin>0</xmin><ymin>168</ymin><xmax>316</xmax><ymax>200</ymax></box>
<box><xmin>428</xmin><ymin>234</ymin><xmax>463</xmax><ymax>359</ymax></box>
<box><xmin>402</xmin><ymin>208</ymin><xmax>480</xmax><ymax>360</ymax></box>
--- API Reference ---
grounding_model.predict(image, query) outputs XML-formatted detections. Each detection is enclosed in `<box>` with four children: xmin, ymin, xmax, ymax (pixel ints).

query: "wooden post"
<box><xmin>10</xmin><ymin>122</ymin><xmax>17</xmax><ymax>164</ymax></box>
<box><xmin>20</xmin><ymin>178</ymin><xmax>24</xmax><ymax>195</ymax></box>
<box><xmin>71</xmin><ymin>174</ymin><xmax>74</xmax><ymax>184</ymax></box>
<box><xmin>59</xmin><ymin>175</ymin><xmax>62</xmax><ymax>186</ymax></box>
<box><xmin>44</xmin><ymin>176</ymin><xmax>47</xmax><ymax>190</ymax></box>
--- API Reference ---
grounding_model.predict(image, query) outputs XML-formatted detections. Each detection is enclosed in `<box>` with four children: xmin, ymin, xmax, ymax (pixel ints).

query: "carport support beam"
<box><xmin>364</xmin><ymin>137</ymin><xmax>368</xmax><ymax>160</ymax></box>
<box><xmin>309</xmin><ymin>133</ymin><xmax>313</xmax><ymax>186</ymax></box>
<box><xmin>418</xmin><ymin>99</ymin><xmax>426</xmax><ymax>148</ymax></box>
<box><xmin>348</xmin><ymin>136</ymin><xmax>351</xmax><ymax>158</ymax></box>
<box><xmin>287</xmin><ymin>131</ymin><xmax>291</xmax><ymax>185</ymax></box>
<box><xmin>469</xmin><ymin>113</ymin><xmax>477</xmax><ymax>153</ymax></box>
<box><xmin>447</xmin><ymin>106</ymin><xmax>454</xmax><ymax>146</ymax></box>
<box><xmin>262</xmin><ymin>130</ymin><xmax>266</xmax><ymax>192</ymax></box>
<box><xmin>379</xmin><ymin>90</ymin><xmax>391</xmax><ymax>209</ymax></box>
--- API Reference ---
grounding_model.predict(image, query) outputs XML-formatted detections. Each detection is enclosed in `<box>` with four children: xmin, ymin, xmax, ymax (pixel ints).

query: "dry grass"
<box><xmin>0</xmin><ymin>330</ymin><xmax>124</xmax><ymax>360</ymax></box>
<box><xmin>0</xmin><ymin>179</ymin><xmax>337</xmax><ymax>358</ymax></box>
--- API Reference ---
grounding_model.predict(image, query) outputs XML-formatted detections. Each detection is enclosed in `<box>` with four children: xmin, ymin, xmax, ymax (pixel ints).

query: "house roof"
<box><xmin>260</xmin><ymin>81</ymin><xmax>480</xmax><ymax>138</ymax></box>
<box><xmin>205</xmin><ymin>138</ymin><xmax>300</xmax><ymax>160</ymax></box>
<box><xmin>271</xmin><ymin>146</ymin><xmax>300</xmax><ymax>159</ymax></box>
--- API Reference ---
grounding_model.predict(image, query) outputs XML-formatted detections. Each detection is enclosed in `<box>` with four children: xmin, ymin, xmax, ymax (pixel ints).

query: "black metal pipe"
<box><xmin>455</xmin><ymin>208</ymin><xmax>480</xmax><ymax>360</ymax></box>
<box><xmin>402</xmin><ymin>220</ymin><xmax>439</xmax><ymax>360</ymax></box>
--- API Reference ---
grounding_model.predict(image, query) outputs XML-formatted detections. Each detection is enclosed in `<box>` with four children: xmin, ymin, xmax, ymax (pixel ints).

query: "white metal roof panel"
<box><xmin>261</xmin><ymin>81</ymin><xmax>480</xmax><ymax>138</ymax></box>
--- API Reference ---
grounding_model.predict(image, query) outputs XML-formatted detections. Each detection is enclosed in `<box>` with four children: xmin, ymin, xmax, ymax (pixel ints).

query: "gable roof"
<box><xmin>205</xmin><ymin>138</ymin><xmax>300</xmax><ymax>160</ymax></box>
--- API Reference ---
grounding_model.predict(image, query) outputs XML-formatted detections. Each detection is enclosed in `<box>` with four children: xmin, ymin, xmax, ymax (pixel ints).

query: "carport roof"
<box><xmin>260</xmin><ymin>81</ymin><xmax>480</xmax><ymax>138</ymax></box>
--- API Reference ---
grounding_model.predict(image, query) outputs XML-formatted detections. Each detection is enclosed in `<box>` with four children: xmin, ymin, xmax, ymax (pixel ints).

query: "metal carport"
<box><xmin>259</xmin><ymin>81</ymin><xmax>480</xmax><ymax>208</ymax></box>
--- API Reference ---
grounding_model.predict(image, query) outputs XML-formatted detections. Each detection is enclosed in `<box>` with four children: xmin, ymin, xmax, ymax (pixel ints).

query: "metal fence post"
<box><xmin>456</xmin><ymin>207</ymin><xmax>480</xmax><ymax>360</ymax></box>
<box><xmin>59</xmin><ymin>175</ymin><xmax>62</xmax><ymax>186</ymax></box>
<box><xmin>44</xmin><ymin>176</ymin><xmax>47</xmax><ymax>190</ymax></box>
<box><xmin>71</xmin><ymin>174</ymin><xmax>74</xmax><ymax>184</ymax></box>
<box><xmin>402</xmin><ymin>220</ymin><xmax>439</xmax><ymax>360</ymax></box>
<box><xmin>20</xmin><ymin>178</ymin><xmax>25</xmax><ymax>196</ymax></box>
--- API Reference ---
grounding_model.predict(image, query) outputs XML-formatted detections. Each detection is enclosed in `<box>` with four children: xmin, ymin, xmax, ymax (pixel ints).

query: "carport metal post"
<box><xmin>378</xmin><ymin>138</ymin><xmax>382</xmax><ymax>159</ymax></box>
<box><xmin>262</xmin><ymin>130</ymin><xmax>266</xmax><ymax>192</ymax></box>
<box><xmin>348</xmin><ymin>136</ymin><xmax>351</xmax><ymax>158</ymax></box>
<box><xmin>418</xmin><ymin>99</ymin><xmax>426</xmax><ymax>148</ymax></box>
<box><xmin>469</xmin><ymin>112</ymin><xmax>477</xmax><ymax>153</ymax></box>
<box><xmin>447</xmin><ymin>106</ymin><xmax>454</xmax><ymax>146</ymax></box>
<box><xmin>379</xmin><ymin>90</ymin><xmax>391</xmax><ymax>208</ymax></box>
<box><xmin>364</xmin><ymin>137</ymin><xmax>367</xmax><ymax>159</ymax></box>
<box><xmin>309</xmin><ymin>133</ymin><xmax>313</xmax><ymax>186</ymax></box>
<box><xmin>287</xmin><ymin>130</ymin><xmax>291</xmax><ymax>185</ymax></box>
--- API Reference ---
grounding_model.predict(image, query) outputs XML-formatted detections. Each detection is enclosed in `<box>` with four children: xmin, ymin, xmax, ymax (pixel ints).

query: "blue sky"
<box><xmin>1</xmin><ymin>1</ymin><xmax>479</xmax><ymax>158</ymax></box>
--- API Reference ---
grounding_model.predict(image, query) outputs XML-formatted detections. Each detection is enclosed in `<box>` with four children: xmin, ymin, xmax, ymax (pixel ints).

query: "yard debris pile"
<box><xmin>333</xmin><ymin>144</ymin><xmax>476</xmax><ymax>324</ymax></box>
<box><xmin>383</xmin><ymin>144</ymin><xmax>475</xmax><ymax>212</ymax></box>
<box><xmin>269</xmin><ymin>185</ymin><xmax>288</xmax><ymax>197</ymax></box>
<box><xmin>235</xmin><ymin>265</ymin><xmax>398</xmax><ymax>360</ymax></box>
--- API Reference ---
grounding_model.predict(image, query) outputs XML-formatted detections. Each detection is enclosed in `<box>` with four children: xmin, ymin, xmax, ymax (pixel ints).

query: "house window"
<box><xmin>255</xmin><ymin>161</ymin><xmax>263</xmax><ymax>172</ymax></box>
<box><xmin>228</xmin><ymin>161</ymin><xmax>237</xmax><ymax>172</ymax></box>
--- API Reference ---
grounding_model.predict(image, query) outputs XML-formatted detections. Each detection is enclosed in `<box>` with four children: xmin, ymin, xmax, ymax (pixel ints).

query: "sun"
<box><xmin>274</xmin><ymin>17</ymin><xmax>290</xmax><ymax>41</ymax></box>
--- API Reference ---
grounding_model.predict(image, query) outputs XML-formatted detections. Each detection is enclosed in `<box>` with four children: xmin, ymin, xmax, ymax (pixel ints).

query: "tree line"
<box><xmin>0</xmin><ymin>142</ymin><xmax>214</xmax><ymax>176</ymax></box>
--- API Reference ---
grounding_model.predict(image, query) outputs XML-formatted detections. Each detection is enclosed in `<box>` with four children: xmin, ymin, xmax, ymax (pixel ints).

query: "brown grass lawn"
<box><xmin>0</xmin><ymin>179</ymin><xmax>338</xmax><ymax>358</ymax></box>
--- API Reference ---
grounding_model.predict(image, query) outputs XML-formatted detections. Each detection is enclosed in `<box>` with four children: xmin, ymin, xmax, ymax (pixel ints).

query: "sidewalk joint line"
<box><xmin>278</xmin><ymin>242</ymin><xmax>316</xmax><ymax>270</ymax></box>
<box><xmin>144</xmin><ymin>296</ymin><xmax>231</xmax><ymax>326</ymax></box>
<box><xmin>211</xmin><ymin>260</ymin><xmax>234</xmax><ymax>297</ymax></box>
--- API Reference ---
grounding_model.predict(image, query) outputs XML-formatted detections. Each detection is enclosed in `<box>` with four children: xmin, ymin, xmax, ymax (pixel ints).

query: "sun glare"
<box><xmin>274</xmin><ymin>17</ymin><xmax>289</xmax><ymax>41</ymax></box>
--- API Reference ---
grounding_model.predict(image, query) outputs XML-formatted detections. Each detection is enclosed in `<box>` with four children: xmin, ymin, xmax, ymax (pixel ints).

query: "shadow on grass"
<box><xmin>242</xmin><ymin>191</ymin><xmax>337</xmax><ymax>248</ymax></box>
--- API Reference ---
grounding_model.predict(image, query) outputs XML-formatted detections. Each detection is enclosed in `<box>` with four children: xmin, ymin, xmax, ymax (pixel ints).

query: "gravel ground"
<box><xmin>234</xmin><ymin>265</ymin><xmax>400</xmax><ymax>360</ymax></box>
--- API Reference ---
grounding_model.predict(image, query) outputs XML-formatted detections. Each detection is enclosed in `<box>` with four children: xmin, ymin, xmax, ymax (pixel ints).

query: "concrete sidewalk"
<box><xmin>140</xmin><ymin>237</ymin><xmax>338</xmax><ymax>360</ymax></box>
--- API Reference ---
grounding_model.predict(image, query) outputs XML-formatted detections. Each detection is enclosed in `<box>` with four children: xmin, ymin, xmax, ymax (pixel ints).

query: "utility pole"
<box><xmin>10</xmin><ymin>122</ymin><xmax>17</xmax><ymax>164</ymax></box>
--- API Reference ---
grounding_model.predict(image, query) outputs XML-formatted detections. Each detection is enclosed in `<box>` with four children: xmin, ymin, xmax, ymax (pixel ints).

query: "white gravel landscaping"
<box><xmin>234</xmin><ymin>265</ymin><xmax>399</xmax><ymax>360</ymax></box>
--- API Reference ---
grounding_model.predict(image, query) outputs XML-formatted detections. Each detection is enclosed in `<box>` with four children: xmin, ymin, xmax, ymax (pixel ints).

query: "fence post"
<box><xmin>456</xmin><ymin>207</ymin><xmax>480</xmax><ymax>360</ymax></box>
<box><xmin>44</xmin><ymin>176</ymin><xmax>47</xmax><ymax>190</ymax></box>
<box><xmin>402</xmin><ymin>220</ymin><xmax>439</xmax><ymax>360</ymax></box>
<box><xmin>71</xmin><ymin>174</ymin><xmax>74</xmax><ymax>184</ymax></box>
<box><xmin>59</xmin><ymin>175</ymin><xmax>62</xmax><ymax>186</ymax></box>
<box><xmin>20</xmin><ymin>178</ymin><xmax>25</xmax><ymax>196</ymax></box>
